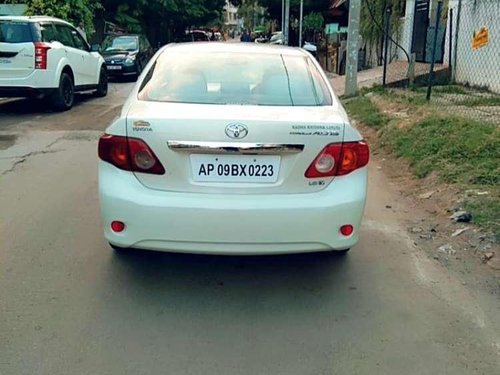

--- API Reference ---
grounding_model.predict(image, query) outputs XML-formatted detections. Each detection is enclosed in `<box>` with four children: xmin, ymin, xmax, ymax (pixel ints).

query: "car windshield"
<box><xmin>138</xmin><ymin>51</ymin><xmax>332</xmax><ymax>106</ymax></box>
<box><xmin>0</xmin><ymin>21</ymin><xmax>32</xmax><ymax>43</ymax></box>
<box><xmin>102</xmin><ymin>36</ymin><xmax>138</xmax><ymax>52</ymax></box>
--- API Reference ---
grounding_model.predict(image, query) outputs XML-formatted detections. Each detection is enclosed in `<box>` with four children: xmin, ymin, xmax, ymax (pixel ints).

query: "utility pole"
<box><xmin>299</xmin><ymin>0</ymin><xmax>304</xmax><ymax>47</ymax></box>
<box><xmin>345</xmin><ymin>0</ymin><xmax>361</xmax><ymax>96</ymax></box>
<box><xmin>281</xmin><ymin>0</ymin><xmax>285</xmax><ymax>32</ymax></box>
<box><xmin>284</xmin><ymin>0</ymin><xmax>290</xmax><ymax>45</ymax></box>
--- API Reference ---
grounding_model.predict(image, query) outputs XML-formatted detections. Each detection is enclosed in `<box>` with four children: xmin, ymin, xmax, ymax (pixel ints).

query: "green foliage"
<box><xmin>456</xmin><ymin>96</ymin><xmax>500</xmax><ymax>107</ymax></box>
<box><xmin>360</xmin><ymin>0</ymin><xmax>405</xmax><ymax>52</ymax></box>
<box><xmin>101</xmin><ymin>0</ymin><xmax>226</xmax><ymax>45</ymax></box>
<box><xmin>381</xmin><ymin>116</ymin><xmax>499</xmax><ymax>185</ymax></box>
<box><xmin>258</xmin><ymin>0</ymin><xmax>331</xmax><ymax>20</ymax></box>
<box><xmin>433</xmin><ymin>85</ymin><xmax>468</xmax><ymax>95</ymax></box>
<box><xmin>303</xmin><ymin>12</ymin><xmax>324</xmax><ymax>32</ymax></box>
<box><xmin>344</xmin><ymin>95</ymin><xmax>390</xmax><ymax>130</ymax></box>
<box><xmin>23</xmin><ymin>0</ymin><xmax>102</xmax><ymax>34</ymax></box>
<box><xmin>345</xmin><ymin>94</ymin><xmax>500</xmax><ymax>236</ymax></box>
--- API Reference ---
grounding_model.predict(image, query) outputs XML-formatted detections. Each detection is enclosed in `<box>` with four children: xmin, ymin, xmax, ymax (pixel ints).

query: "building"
<box><xmin>224</xmin><ymin>0</ymin><xmax>239</xmax><ymax>29</ymax></box>
<box><xmin>446</xmin><ymin>0</ymin><xmax>499</xmax><ymax>93</ymax></box>
<box><xmin>396</xmin><ymin>0</ymin><xmax>499</xmax><ymax>93</ymax></box>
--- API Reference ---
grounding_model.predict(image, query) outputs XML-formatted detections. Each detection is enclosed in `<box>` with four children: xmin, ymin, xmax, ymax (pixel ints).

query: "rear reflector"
<box><xmin>340</xmin><ymin>225</ymin><xmax>354</xmax><ymax>236</ymax></box>
<box><xmin>111</xmin><ymin>221</ymin><xmax>125</xmax><ymax>233</ymax></box>
<box><xmin>34</xmin><ymin>42</ymin><xmax>51</xmax><ymax>70</ymax></box>
<box><xmin>305</xmin><ymin>141</ymin><xmax>369</xmax><ymax>178</ymax></box>
<box><xmin>98</xmin><ymin>134</ymin><xmax>165</xmax><ymax>175</ymax></box>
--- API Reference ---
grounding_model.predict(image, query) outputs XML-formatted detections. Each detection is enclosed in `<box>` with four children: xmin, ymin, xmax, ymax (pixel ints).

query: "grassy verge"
<box><xmin>344</xmin><ymin>96</ymin><xmax>389</xmax><ymax>130</ymax></box>
<box><xmin>345</xmin><ymin>93</ymin><xmax>500</xmax><ymax>239</ymax></box>
<box><xmin>456</xmin><ymin>96</ymin><xmax>500</xmax><ymax>107</ymax></box>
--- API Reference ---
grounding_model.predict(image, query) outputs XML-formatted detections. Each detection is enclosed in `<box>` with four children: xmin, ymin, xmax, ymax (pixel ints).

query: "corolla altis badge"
<box><xmin>225</xmin><ymin>123</ymin><xmax>248</xmax><ymax>139</ymax></box>
<box><xmin>133</xmin><ymin>121</ymin><xmax>152</xmax><ymax>132</ymax></box>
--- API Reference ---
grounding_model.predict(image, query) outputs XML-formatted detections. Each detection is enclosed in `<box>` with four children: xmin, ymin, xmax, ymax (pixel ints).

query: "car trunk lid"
<box><xmin>125</xmin><ymin>101</ymin><xmax>345</xmax><ymax>194</ymax></box>
<box><xmin>0</xmin><ymin>21</ymin><xmax>35</xmax><ymax>79</ymax></box>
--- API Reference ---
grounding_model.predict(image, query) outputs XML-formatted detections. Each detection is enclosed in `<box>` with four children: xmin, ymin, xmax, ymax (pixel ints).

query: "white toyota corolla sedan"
<box><xmin>98</xmin><ymin>42</ymin><xmax>369</xmax><ymax>255</ymax></box>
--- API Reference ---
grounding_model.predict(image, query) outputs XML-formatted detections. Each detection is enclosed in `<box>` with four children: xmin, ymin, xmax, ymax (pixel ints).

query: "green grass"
<box><xmin>345</xmin><ymin>95</ymin><xmax>500</xmax><ymax>239</ymax></box>
<box><xmin>381</xmin><ymin>116</ymin><xmax>499</xmax><ymax>185</ymax></box>
<box><xmin>344</xmin><ymin>96</ymin><xmax>390</xmax><ymax>130</ymax></box>
<box><xmin>433</xmin><ymin>85</ymin><xmax>468</xmax><ymax>95</ymax></box>
<box><xmin>456</xmin><ymin>96</ymin><xmax>500</xmax><ymax>107</ymax></box>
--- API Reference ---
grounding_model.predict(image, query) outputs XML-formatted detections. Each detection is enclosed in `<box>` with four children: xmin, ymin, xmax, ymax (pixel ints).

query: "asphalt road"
<box><xmin>1</xmin><ymin>83</ymin><xmax>498</xmax><ymax>375</ymax></box>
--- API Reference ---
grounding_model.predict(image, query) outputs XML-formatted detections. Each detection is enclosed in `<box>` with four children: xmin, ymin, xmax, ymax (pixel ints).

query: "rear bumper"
<box><xmin>0</xmin><ymin>70</ymin><xmax>58</xmax><ymax>93</ymax></box>
<box><xmin>99</xmin><ymin>161</ymin><xmax>368</xmax><ymax>255</ymax></box>
<box><xmin>0</xmin><ymin>86</ymin><xmax>53</xmax><ymax>98</ymax></box>
<box><xmin>105</xmin><ymin>64</ymin><xmax>137</xmax><ymax>76</ymax></box>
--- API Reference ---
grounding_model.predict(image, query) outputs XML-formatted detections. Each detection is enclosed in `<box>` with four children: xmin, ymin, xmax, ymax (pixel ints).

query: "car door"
<box><xmin>53</xmin><ymin>23</ymin><xmax>88</xmax><ymax>86</ymax></box>
<box><xmin>70</xmin><ymin>27</ymin><xmax>99</xmax><ymax>85</ymax></box>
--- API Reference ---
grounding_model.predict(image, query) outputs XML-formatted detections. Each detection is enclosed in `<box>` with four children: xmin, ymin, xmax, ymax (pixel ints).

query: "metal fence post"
<box><xmin>426</xmin><ymin>0</ymin><xmax>443</xmax><ymax>101</ymax></box>
<box><xmin>452</xmin><ymin>0</ymin><xmax>462</xmax><ymax>83</ymax></box>
<box><xmin>448</xmin><ymin>8</ymin><xmax>453</xmax><ymax>77</ymax></box>
<box><xmin>382</xmin><ymin>6</ymin><xmax>391</xmax><ymax>87</ymax></box>
<box><xmin>408</xmin><ymin>53</ymin><xmax>416</xmax><ymax>86</ymax></box>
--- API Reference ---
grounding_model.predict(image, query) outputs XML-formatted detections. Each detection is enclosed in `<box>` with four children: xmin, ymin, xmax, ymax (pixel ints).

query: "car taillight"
<box><xmin>98</xmin><ymin>134</ymin><xmax>165</xmax><ymax>175</ymax></box>
<box><xmin>34</xmin><ymin>42</ymin><xmax>51</xmax><ymax>70</ymax></box>
<box><xmin>305</xmin><ymin>141</ymin><xmax>369</xmax><ymax>178</ymax></box>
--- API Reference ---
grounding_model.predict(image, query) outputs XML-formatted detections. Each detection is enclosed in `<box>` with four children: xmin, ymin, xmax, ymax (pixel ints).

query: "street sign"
<box><xmin>472</xmin><ymin>27</ymin><xmax>489</xmax><ymax>50</ymax></box>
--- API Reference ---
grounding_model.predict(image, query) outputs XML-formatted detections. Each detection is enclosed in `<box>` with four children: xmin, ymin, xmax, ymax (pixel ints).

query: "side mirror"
<box><xmin>90</xmin><ymin>44</ymin><xmax>100</xmax><ymax>52</ymax></box>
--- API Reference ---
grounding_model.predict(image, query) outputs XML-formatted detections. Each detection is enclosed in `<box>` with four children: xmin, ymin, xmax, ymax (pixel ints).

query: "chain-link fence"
<box><xmin>353</xmin><ymin>0</ymin><xmax>500</xmax><ymax>125</ymax></box>
<box><xmin>431</xmin><ymin>0</ymin><xmax>500</xmax><ymax>125</ymax></box>
<box><xmin>325</xmin><ymin>0</ymin><xmax>499</xmax><ymax>125</ymax></box>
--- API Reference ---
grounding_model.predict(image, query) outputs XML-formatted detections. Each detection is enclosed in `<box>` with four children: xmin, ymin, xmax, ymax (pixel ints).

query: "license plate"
<box><xmin>191</xmin><ymin>154</ymin><xmax>280</xmax><ymax>183</ymax></box>
<box><xmin>107</xmin><ymin>65</ymin><xmax>121</xmax><ymax>70</ymax></box>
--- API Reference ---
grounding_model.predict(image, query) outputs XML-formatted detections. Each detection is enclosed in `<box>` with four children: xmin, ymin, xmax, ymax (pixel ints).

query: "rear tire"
<box><xmin>51</xmin><ymin>72</ymin><xmax>74</xmax><ymax>111</ymax></box>
<box><xmin>94</xmin><ymin>67</ymin><xmax>108</xmax><ymax>97</ymax></box>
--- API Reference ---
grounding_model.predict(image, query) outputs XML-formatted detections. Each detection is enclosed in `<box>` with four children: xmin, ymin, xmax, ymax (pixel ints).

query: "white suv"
<box><xmin>0</xmin><ymin>16</ymin><xmax>107</xmax><ymax>111</ymax></box>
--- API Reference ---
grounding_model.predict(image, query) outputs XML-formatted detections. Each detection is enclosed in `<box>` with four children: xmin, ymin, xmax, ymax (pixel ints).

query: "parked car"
<box><xmin>101</xmin><ymin>34</ymin><xmax>151</xmax><ymax>80</ymax></box>
<box><xmin>269</xmin><ymin>31</ymin><xmax>284</xmax><ymax>45</ymax></box>
<box><xmin>98</xmin><ymin>43</ymin><xmax>369</xmax><ymax>255</ymax></box>
<box><xmin>302</xmin><ymin>41</ymin><xmax>318</xmax><ymax>57</ymax></box>
<box><xmin>176</xmin><ymin>30</ymin><xmax>210</xmax><ymax>43</ymax></box>
<box><xmin>0</xmin><ymin>16</ymin><xmax>107</xmax><ymax>111</ymax></box>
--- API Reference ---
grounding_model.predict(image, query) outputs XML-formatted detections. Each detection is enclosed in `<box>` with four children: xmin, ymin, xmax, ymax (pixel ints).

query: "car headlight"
<box><xmin>124</xmin><ymin>56</ymin><xmax>136</xmax><ymax>66</ymax></box>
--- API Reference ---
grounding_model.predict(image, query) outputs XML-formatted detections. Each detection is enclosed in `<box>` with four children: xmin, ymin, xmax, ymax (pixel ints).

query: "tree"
<box><xmin>303</xmin><ymin>11</ymin><xmax>324</xmax><ymax>32</ymax></box>
<box><xmin>11</xmin><ymin>0</ymin><xmax>102</xmax><ymax>34</ymax></box>
<box><xmin>99</xmin><ymin>0</ymin><xmax>227</xmax><ymax>45</ymax></box>
<box><xmin>360</xmin><ymin>0</ymin><xmax>406</xmax><ymax>65</ymax></box>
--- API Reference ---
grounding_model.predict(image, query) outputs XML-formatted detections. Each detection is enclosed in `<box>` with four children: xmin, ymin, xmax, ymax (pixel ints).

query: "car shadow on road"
<box><xmin>105</xmin><ymin>249</ymin><xmax>352</xmax><ymax>306</ymax></box>
<box><xmin>0</xmin><ymin>93</ymin><xmax>100</xmax><ymax>116</ymax></box>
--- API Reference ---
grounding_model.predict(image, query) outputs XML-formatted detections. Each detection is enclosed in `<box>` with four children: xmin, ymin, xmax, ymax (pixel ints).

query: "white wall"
<box><xmin>452</xmin><ymin>0</ymin><xmax>500</xmax><ymax>92</ymax></box>
<box><xmin>397</xmin><ymin>0</ymin><xmax>416</xmax><ymax>60</ymax></box>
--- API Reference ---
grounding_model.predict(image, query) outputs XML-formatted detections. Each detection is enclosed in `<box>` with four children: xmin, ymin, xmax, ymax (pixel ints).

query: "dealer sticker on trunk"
<box><xmin>190</xmin><ymin>154</ymin><xmax>280</xmax><ymax>183</ymax></box>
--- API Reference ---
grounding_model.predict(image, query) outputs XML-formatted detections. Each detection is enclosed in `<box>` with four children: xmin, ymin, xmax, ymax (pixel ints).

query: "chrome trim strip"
<box><xmin>167</xmin><ymin>141</ymin><xmax>304</xmax><ymax>155</ymax></box>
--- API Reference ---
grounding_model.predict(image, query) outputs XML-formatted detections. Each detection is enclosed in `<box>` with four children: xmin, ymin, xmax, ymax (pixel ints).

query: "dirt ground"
<box><xmin>354</xmin><ymin>95</ymin><xmax>500</xmax><ymax>298</ymax></box>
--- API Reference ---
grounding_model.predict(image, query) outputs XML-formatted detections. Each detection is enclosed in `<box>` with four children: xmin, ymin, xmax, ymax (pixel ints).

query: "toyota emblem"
<box><xmin>225</xmin><ymin>123</ymin><xmax>248</xmax><ymax>139</ymax></box>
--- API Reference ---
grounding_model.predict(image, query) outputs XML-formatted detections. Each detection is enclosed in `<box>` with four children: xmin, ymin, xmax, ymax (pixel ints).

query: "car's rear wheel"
<box><xmin>94</xmin><ymin>67</ymin><xmax>108</xmax><ymax>97</ymax></box>
<box><xmin>51</xmin><ymin>72</ymin><xmax>74</xmax><ymax>111</ymax></box>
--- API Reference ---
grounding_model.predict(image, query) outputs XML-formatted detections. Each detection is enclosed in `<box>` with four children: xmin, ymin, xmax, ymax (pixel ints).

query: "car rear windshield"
<box><xmin>103</xmin><ymin>36</ymin><xmax>138</xmax><ymax>52</ymax></box>
<box><xmin>138</xmin><ymin>51</ymin><xmax>332</xmax><ymax>106</ymax></box>
<box><xmin>0</xmin><ymin>21</ymin><xmax>33</xmax><ymax>43</ymax></box>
